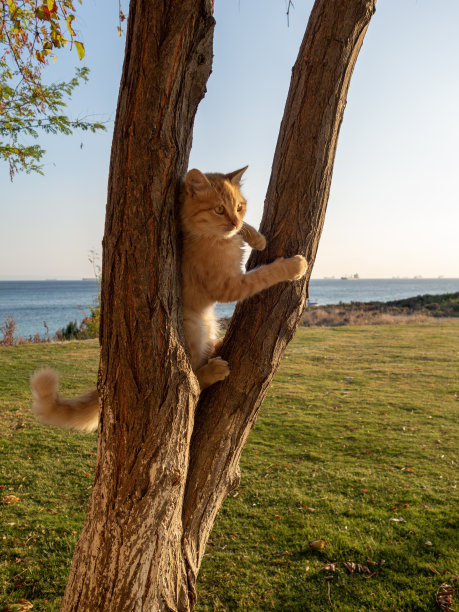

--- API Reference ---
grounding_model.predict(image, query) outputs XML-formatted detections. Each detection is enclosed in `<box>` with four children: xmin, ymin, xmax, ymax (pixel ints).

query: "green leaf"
<box><xmin>74</xmin><ymin>40</ymin><xmax>85</xmax><ymax>60</ymax></box>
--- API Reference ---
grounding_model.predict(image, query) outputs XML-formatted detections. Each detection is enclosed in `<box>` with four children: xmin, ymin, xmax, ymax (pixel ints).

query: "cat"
<box><xmin>31</xmin><ymin>166</ymin><xmax>307</xmax><ymax>431</ymax></box>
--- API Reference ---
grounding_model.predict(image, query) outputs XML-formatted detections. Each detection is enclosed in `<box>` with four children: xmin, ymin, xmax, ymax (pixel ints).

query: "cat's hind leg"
<box><xmin>183</xmin><ymin>308</ymin><xmax>229</xmax><ymax>390</ymax></box>
<box><xmin>195</xmin><ymin>357</ymin><xmax>230</xmax><ymax>390</ymax></box>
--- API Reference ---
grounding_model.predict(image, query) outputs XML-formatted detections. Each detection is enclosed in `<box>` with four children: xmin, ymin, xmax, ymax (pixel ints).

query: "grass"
<box><xmin>0</xmin><ymin>323</ymin><xmax>458</xmax><ymax>611</ymax></box>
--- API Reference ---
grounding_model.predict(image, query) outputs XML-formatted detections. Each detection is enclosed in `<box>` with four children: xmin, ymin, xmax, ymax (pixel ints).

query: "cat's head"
<box><xmin>180</xmin><ymin>167</ymin><xmax>248</xmax><ymax>239</ymax></box>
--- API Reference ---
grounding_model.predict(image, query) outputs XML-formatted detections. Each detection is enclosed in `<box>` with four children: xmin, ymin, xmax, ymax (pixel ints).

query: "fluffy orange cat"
<box><xmin>31</xmin><ymin>166</ymin><xmax>307</xmax><ymax>431</ymax></box>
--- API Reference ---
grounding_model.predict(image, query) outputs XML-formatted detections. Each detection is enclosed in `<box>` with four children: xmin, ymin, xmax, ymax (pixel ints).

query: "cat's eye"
<box><xmin>214</xmin><ymin>205</ymin><xmax>225</xmax><ymax>214</ymax></box>
<box><xmin>237</xmin><ymin>203</ymin><xmax>244</xmax><ymax>212</ymax></box>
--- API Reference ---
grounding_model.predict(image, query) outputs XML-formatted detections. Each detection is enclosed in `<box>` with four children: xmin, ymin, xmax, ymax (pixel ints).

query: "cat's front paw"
<box><xmin>284</xmin><ymin>254</ymin><xmax>308</xmax><ymax>280</ymax></box>
<box><xmin>251</xmin><ymin>233</ymin><xmax>266</xmax><ymax>251</ymax></box>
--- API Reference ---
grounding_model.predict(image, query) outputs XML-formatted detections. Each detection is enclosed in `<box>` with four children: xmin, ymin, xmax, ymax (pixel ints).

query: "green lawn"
<box><xmin>0</xmin><ymin>322</ymin><xmax>457</xmax><ymax>611</ymax></box>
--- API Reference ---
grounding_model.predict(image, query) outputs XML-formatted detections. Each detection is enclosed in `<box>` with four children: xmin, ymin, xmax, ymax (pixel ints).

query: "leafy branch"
<box><xmin>0</xmin><ymin>0</ymin><xmax>107</xmax><ymax>178</ymax></box>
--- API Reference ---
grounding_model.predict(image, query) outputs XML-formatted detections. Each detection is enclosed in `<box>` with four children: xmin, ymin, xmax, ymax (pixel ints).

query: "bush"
<box><xmin>80</xmin><ymin>302</ymin><xmax>100</xmax><ymax>339</ymax></box>
<box><xmin>55</xmin><ymin>320</ymin><xmax>81</xmax><ymax>341</ymax></box>
<box><xmin>54</xmin><ymin>303</ymin><xmax>100</xmax><ymax>341</ymax></box>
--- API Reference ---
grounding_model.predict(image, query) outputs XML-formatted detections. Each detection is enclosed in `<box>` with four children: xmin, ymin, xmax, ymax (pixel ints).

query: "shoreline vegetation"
<box><xmin>221</xmin><ymin>291</ymin><xmax>459</xmax><ymax>330</ymax></box>
<box><xmin>0</xmin><ymin>304</ymin><xmax>100</xmax><ymax>347</ymax></box>
<box><xmin>300</xmin><ymin>291</ymin><xmax>459</xmax><ymax>327</ymax></box>
<box><xmin>1</xmin><ymin>292</ymin><xmax>458</xmax><ymax>346</ymax></box>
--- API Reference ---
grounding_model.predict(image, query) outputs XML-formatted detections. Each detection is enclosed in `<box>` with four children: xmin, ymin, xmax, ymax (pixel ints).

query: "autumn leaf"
<box><xmin>74</xmin><ymin>40</ymin><xmax>85</xmax><ymax>60</ymax></box>
<box><xmin>309</xmin><ymin>539</ymin><xmax>326</xmax><ymax>551</ymax></box>
<box><xmin>3</xmin><ymin>495</ymin><xmax>20</xmax><ymax>504</ymax></box>
<box><xmin>343</xmin><ymin>561</ymin><xmax>373</xmax><ymax>575</ymax></box>
<box><xmin>2</xmin><ymin>600</ymin><xmax>33</xmax><ymax>612</ymax></box>
<box><xmin>66</xmin><ymin>15</ymin><xmax>76</xmax><ymax>37</ymax></box>
<box><xmin>322</xmin><ymin>562</ymin><xmax>338</xmax><ymax>572</ymax></box>
<box><xmin>436</xmin><ymin>582</ymin><xmax>455</xmax><ymax>612</ymax></box>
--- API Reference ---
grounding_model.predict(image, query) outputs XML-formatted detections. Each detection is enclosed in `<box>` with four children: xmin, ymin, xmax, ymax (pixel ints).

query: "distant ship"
<box><xmin>340</xmin><ymin>273</ymin><xmax>360</xmax><ymax>280</ymax></box>
<box><xmin>82</xmin><ymin>277</ymin><xmax>97</xmax><ymax>281</ymax></box>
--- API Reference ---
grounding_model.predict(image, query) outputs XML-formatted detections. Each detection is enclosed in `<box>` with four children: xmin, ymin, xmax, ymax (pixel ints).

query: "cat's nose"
<box><xmin>231</xmin><ymin>218</ymin><xmax>241</xmax><ymax>228</ymax></box>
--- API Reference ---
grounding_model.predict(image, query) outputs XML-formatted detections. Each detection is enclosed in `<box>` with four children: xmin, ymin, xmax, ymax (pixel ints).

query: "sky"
<box><xmin>1</xmin><ymin>0</ymin><xmax>458</xmax><ymax>280</ymax></box>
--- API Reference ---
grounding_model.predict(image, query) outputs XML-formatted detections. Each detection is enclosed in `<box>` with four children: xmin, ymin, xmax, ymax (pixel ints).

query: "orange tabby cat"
<box><xmin>31</xmin><ymin>166</ymin><xmax>307</xmax><ymax>431</ymax></box>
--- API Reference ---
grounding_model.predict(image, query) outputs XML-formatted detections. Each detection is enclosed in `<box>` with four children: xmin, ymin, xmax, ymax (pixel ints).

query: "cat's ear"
<box><xmin>185</xmin><ymin>169</ymin><xmax>212</xmax><ymax>196</ymax></box>
<box><xmin>226</xmin><ymin>166</ymin><xmax>248</xmax><ymax>185</ymax></box>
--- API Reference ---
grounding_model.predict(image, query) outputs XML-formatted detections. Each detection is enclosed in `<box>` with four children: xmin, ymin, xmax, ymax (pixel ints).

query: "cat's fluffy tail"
<box><xmin>31</xmin><ymin>369</ymin><xmax>99</xmax><ymax>432</ymax></box>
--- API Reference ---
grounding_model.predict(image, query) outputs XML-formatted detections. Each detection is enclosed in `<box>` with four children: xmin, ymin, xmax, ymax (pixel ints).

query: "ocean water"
<box><xmin>0</xmin><ymin>280</ymin><xmax>100</xmax><ymax>339</ymax></box>
<box><xmin>0</xmin><ymin>278</ymin><xmax>458</xmax><ymax>339</ymax></box>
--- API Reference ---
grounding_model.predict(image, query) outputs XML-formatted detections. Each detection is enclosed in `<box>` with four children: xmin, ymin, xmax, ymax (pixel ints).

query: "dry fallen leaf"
<box><xmin>343</xmin><ymin>561</ymin><xmax>373</xmax><ymax>575</ymax></box>
<box><xmin>389</xmin><ymin>517</ymin><xmax>405</xmax><ymax>523</ymax></box>
<box><xmin>436</xmin><ymin>582</ymin><xmax>455</xmax><ymax>612</ymax></box>
<box><xmin>309</xmin><ymin>539</ymin><xmax>326</xmax><ymax>551</ymax></box>
<box><xmin>2</xmin><ymin>600</ymin><xmax>33</xmax><ymax>612</ymax></box>
<box><xmin>2</xmin><ymin>495</ymin><xmax>20</xmax><ymax>505</ymax></box>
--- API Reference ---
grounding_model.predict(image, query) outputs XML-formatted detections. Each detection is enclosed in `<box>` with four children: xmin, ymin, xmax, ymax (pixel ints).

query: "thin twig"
<box><xmin>327</xmin><ymin>581</ymin><xmax>334</xmax><ymax>608</ymax></box>
<box><xmin>286</xmin><ymin>0</ymin><xmax>294</xmax><ymax>27</ymax></box>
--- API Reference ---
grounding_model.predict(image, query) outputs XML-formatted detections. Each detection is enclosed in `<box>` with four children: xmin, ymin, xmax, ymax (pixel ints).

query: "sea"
<box><xmin>0</xmin><ymin>278</ymin><xmax>458</xmax><ymax>339</ymax></box>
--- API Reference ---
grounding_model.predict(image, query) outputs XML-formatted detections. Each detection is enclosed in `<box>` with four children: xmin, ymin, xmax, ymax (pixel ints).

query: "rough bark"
<box><xmin>60</xmin><ymin>0</ymin><xmax>376</xmax><ymax>610</ymax></box>
<box><xmin>60</xmin><ymin>1</ymin><xmax>214</xmax><ymax>610</ymax></box>
<box><xmin>182</xmin><ymin>0</ymin><xmax>377</xmax><ymax>603</ymax></box>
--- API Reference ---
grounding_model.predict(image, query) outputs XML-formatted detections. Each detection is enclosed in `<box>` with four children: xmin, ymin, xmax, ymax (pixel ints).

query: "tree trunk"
<box><xmin>182</xmin><ymin>1</ymin><xmax>377</xmax><ymax>601</ymax></box>
<box><xmin>60</xmin><ymin>1</ymin><xmax>214</xmax><ymax>609</ymax></box>
<box><xmin>60</xmin><ymin>0</ymin><xmax>376</xmax><ymax>610</ymax></box>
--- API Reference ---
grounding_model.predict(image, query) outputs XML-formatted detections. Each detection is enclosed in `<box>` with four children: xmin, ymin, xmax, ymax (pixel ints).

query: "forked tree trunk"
<box><xmin>60</xmin><ymin>0</ymin><xmax>376</xmax><ymax>610</ymax></box>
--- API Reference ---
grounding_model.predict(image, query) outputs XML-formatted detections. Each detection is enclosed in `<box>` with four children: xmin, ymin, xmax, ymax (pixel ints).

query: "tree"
<box><xmin>59</xmin><ymin>0</ymin><xmax>377</xmax><ymax>609</ymax></box>
<box><xmin>0</xmin><ymin>0</ymin><xmax>105</xmax><ymax>178</ymax></box>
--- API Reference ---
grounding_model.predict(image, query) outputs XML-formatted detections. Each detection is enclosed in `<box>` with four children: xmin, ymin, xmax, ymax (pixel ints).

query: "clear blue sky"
<box><xmin>1</xmin><ymin>0</ymin><xmax>458</xmax><ymax>280</ymax></box>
